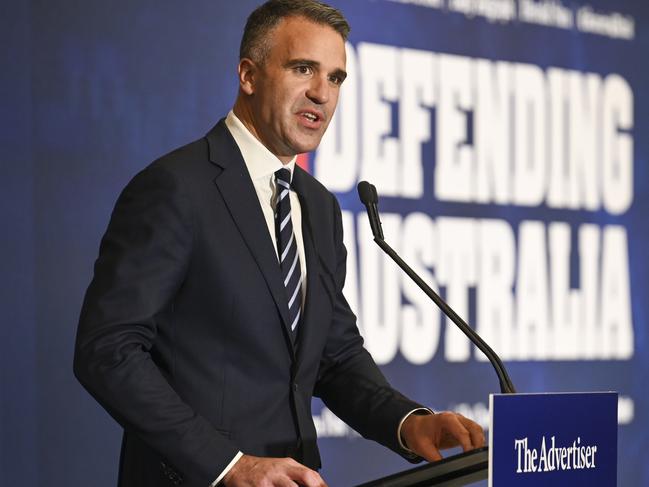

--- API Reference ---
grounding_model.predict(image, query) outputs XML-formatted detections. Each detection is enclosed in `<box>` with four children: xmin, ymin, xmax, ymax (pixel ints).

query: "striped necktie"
<box><xmin>275</xmin><ymin>168</ymin><xmax>302</xmax><ymax>335</ymax></box>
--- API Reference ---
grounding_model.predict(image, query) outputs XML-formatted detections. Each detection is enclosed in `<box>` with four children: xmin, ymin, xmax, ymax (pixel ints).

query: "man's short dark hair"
<box><xmin>240</xmin><ymin>0</ymin><xmax>350</xmax><ymax>64</ymax></box>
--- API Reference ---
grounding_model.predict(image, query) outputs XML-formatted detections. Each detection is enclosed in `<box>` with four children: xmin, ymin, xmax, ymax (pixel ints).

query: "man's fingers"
<box><xmin>421</xmin><ymin>446</ymin><xmax>443</xmax><ymax>463</ymax></box>
<box><xmin>408</xmin><ymin>434</ymin><xmax>443</xmax><ymax>463</ymax></box>
<box><xmin>452</xmin><ymin>419</ymin><xmax>473</xmax><ymax>452</ymax></box>
<box><xmin>275</xmin><ymin>479</ymin><xmax>298</xmax><ymax>487</ymax></box>
<box><xmin>400</xmin><ymin>411</ymin><xmax>486</xmax><ymax>465</ymax></box>
<box><xmin>223</xmin><ymin>455</ymin><xmax>327</xmax><ymax>487</ymax></box>
<box><xmin>440</xmin><ymin>412</ymin><xmax>485</xmax><ymax>452</ymax></box>
<box><xmin>459</xmin><ymin>415</ymin><xmax>486</xmax><ymax>448</ymax></box>
<box><xmin>285</xmin><ymin>459</ymin><xmax>327</xmax><ymax>487</ymax></box>
<box><xmin>404</xmin><ymin>424</ymin><xmax>444</xmax><ymax>463</ymax></box>
<box><xmin>435</xmin><ymin>412</ymin><xmax>471</xmax><ymax>451</ymax></box>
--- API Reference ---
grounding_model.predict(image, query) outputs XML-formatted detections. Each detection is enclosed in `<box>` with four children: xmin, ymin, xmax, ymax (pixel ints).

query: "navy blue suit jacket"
<box><xmin>74</xmin><ymin>120</ymin><xmax>422</xmax><ymax>487</ymax></box>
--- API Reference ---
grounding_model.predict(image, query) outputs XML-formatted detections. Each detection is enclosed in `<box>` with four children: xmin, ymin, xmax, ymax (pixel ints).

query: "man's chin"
<box><xmin>290</xmin><ymin>136</ymin><xmax>324</xmax><ymax>155</ymax></box>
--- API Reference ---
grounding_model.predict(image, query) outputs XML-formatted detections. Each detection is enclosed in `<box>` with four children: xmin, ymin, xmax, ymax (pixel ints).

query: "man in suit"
<box><xmin>74</xmin><ymin>1</ymin><xmax>485</xmax><ymax>486</ymax></box>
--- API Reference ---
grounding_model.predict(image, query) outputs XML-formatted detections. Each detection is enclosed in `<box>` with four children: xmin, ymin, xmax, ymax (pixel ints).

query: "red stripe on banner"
<box><xmin>296</xmin><ymin>153</ymin><xmax>310</xmax><ymax>173</ymax></box>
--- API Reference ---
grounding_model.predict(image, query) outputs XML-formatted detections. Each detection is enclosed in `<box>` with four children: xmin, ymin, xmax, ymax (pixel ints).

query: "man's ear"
<box><xmin>238</xmin><ymin>58</ymin><xmax>257</xmax><ymax>95</ymax></box>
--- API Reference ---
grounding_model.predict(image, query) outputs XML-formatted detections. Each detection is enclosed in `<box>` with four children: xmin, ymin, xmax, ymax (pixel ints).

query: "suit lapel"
<box><xmin>206</xmin><ymin>121</ymin><xmax>295</xmax><ymax>356</ymax></box>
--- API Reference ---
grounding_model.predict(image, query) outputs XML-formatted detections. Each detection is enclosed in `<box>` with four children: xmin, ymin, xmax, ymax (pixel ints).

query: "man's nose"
<box><xmin>306</xmin><ymin>76</ymin><xmax>330</xmax><ymax>104</ymax></box>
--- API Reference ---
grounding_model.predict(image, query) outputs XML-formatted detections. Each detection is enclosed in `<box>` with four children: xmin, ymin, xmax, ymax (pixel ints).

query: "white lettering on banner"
<box><xmin>399</xmin><ymin>49</ymin><xmax>435</xmax><ymax>198</ymax></box>
<box><xmin>316</xmin><ymin>43</ymin><xmax>634</xmax><ymax>213</ymax></box>
<box><xmin>474</xmin><ymin>60</ymin><xmax>511</xmax><ymax>204</ymax></box>
<box><xmin>436</xmin><ymin>217</ymin><xmax>477</xmax><ymax>362</ymax></box>
<box><xmin>519</xmin><ymin>0</ymin><xmax>574</xmax><ymax>29</ymax></box>
<box><xmin>515</xmin><ymin>221</ymin><xmax>550</xmax><ymax>359</ymax></box>
<box><xmin>602</xmin><ymin>74</ymin><xmax>634</xmax><ymax>215</ymax></box>
<box><xmin>448</xmin><ymin>0</ymin><xmax>516</xmax><ymax>23</ymax></box>
<box><xmin>341</xmin><ymin>212</ymin><xmax>634</xmax><ymax>363</ymax></box>
<box><xmin>600</xmin><ymin>226</ymin><xmax>633</xmax><ymax>359</ymax></box>
<box><xmin>515</xmin><ymin>436</ymin><xmax>598</xmax><ymax>473</ymax></box>
<box><xmin>549</xmin><ymin>222</ymin><xmax>580</xmax><ymax>360</ymax></box>
<box><xmin>436</xmin><ymin>55</ymin><xmax>473</xmax><ymax>202</ymax></box>
<box><xmin>388</xmin><ymin>1</ymin><xmax>635</xmax><ymax>40</ymax></box>
<box><xmin>568</xmin><ymin>72</ymin><xmax>599</xmax><ymax>210</ymax></box>
<box><xmin>579</xmin><ymin>224</ymin><xmax>600</xmax><ymax>359</ymax></box>
<box><xmin>401</xmin><ymin>213</ymin><xmax>440</xmax><ymax>364</ymax></box>
<box><xmin>547</xmin><ymin>70</ymin><xmax>633</xmax><ymax>213</ymax></box>
<box><xmin>512</xmin><ymin>64</ymin><xmax>547</xmax><ymax>206</ymax></box>
<box><xmin>577</xmin><ymin>6</ymin><xmax>635</xmax><ymax>40</ymax></box>
<box><xmin>319</xmin><ymin>44</ymin><xmax>635</xmax><ymax>365</ymax></box>
<box><xmin>358</xmin><ymin>44</ymin><xmax>400</xmax><ymax>196</ymax></box>
<box><xmin>476</xmin><ymin>219</ymin><xmax>515</xmax><ymax>360</ymax></box>
<box><xmin>321</xmin><ymin>43</ymin><xmax>436</xmax><ymax>197</ymax></box>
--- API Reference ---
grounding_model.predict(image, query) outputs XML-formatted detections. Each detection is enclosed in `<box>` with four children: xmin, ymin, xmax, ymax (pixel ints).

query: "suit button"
<box><xmin>292</xmin><ymin>382</ymin><xmax>298</xmax><ymax>392</ymax></box>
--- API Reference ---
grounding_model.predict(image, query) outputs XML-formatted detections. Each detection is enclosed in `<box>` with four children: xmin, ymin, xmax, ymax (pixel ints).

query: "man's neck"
<box><xmin>232</xmin><ymin>100</ymin><xmax>293</xmax><ymax>165</ymax></box>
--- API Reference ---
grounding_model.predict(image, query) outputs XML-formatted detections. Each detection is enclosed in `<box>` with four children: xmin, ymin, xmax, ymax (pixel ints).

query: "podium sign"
<box><xmin>489</xmin><ymin>392</ymin><xmax>617</xmax><ymax>486</ymax></box>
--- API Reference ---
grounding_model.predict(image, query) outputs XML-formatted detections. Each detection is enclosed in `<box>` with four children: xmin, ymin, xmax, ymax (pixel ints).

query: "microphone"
<box><xmin>357</xmin><ymin>181</ymin><xmax>384</xmax><ymax>240</ymax></box>
<box><xmin>356</xmin><ymin>181</ymin><xmax>516</xmax><ymax>394</ymax></box>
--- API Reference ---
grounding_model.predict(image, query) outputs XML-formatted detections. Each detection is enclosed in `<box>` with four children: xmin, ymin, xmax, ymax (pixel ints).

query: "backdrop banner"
<box><xmin>2</xmin><ymin>1</ymin><xmax>647</xmax><ymax>486</ymax></box>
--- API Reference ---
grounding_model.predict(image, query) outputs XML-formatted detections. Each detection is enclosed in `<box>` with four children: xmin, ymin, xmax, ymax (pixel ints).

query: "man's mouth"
<box><xmin>298</xmin><ymin>109</ymin><xmax>325</xmax><ymax>125</ymax></box>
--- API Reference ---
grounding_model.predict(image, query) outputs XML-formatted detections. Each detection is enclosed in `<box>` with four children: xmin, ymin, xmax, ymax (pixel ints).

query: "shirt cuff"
<box><xmin>397</xmin><ymin>407</ymin><xmax>434</xmax><ymax>453</ymax></box>
<box><xmin>210</xmin><ymin>451</ymin><xmax>244</xmax><ymax>486</ymax></box>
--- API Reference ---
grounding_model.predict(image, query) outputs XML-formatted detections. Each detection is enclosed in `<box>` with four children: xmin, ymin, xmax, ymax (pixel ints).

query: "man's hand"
<box><xmin>400</xmin><ymin>411</ymin><xmax>485</xmax><ymax>462</ymax></box>
<box><xmin>222</xmin><ymin>454</ymin><xmax>327</xmax><ymax>487</ymax></box>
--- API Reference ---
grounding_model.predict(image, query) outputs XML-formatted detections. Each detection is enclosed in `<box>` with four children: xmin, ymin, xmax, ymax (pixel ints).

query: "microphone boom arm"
<box><xmin>357</xmin><ymin>181</ymin><xmax>516</xmax><ymax>394</ymax></box>
<box><xmin>372</xmin><ymin>236</ymin><xmax>516</xmax><ymax>394</ymax></box>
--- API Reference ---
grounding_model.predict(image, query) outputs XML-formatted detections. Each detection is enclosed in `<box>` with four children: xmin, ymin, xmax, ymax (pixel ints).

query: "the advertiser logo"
<box><xmin>514</xmin><ymin>436</ymin><xmax>598</xmax><ymax>474</ymax></box>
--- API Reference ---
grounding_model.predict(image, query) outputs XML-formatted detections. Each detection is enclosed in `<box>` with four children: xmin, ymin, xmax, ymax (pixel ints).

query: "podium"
<box><xmin>356</xmin><ymin>186</ymin><xmax>618</xmax><ymax>486</ymax></box>
<box><xmin>356</xmin><ymin>448</ymin><xmax>488</xmax><ymax>487</ymax></box>
<box><xmin>356</xmin><ymin>392</ymin><xmax>617</xmax><ymax>487</ymax></box>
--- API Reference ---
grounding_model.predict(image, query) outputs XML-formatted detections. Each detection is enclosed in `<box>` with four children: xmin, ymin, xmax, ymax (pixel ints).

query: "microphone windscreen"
<box><xmin>370</xmin><ymin>184</ymin><xmax>379</xmax><ymax>203</ymax></box>
<box><xmin>357</xmin><ymin>181</ymin><xmax>376</xmax><ymax>205</ymax></box>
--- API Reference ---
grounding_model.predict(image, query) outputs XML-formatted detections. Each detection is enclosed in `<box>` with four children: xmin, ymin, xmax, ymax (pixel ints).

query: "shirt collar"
<box><xmin>225</xmin><ymin>110</ymin><xmax>296</xmax><ymax>182</ymax></box>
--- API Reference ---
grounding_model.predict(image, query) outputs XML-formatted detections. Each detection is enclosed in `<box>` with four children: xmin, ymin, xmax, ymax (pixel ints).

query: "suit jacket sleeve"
<box><xmin>73</xmin><ymin>163</ymin><xmax>238</xmax><ymax>485</ymax></box>
<box><xmin>313</xmin><ymin>195</ymin><xmax>425</xmax><ymax>461</ymax></box>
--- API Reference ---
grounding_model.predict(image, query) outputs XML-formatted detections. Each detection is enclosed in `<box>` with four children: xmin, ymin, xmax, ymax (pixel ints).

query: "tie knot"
<box><xmin>275</xmin><ymin>168</ymin><xmax>292</xmax><ymax>188</ymax></box>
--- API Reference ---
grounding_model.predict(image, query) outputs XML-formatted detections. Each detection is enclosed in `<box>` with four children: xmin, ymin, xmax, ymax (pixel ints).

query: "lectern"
<box><xmin>356</xmin><ymin>392</ymin><xmax>617</xmax><ymax>487</ymax></box>
<box><xmin>356</xmin><ymin>183</ymin><xmax>618</xmax><ymax>486</ymax></box>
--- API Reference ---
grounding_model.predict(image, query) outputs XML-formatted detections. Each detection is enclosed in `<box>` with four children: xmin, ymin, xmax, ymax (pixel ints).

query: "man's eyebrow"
<box><xmin>331</xmin><ymin>68</ymin><xmax>347</xmax><ymax>82</ymax></box>
<box><xmin>284</xmin><ymin>58</ymin><xmax>319</xmax><ymax>69</ymax></box>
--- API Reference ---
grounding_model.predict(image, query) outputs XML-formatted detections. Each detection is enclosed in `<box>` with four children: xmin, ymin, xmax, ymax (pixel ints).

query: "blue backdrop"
<box><xmin>2</xmin><ymin>1</ymin><xmax>647</xmax><ymax>485</ymax></box>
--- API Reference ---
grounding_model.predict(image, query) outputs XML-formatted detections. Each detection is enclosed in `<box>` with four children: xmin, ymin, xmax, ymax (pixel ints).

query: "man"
<box><xmin>74</xmin><ymin>1</ymin><xmax>485</xmax><ymax>486</ymax></box>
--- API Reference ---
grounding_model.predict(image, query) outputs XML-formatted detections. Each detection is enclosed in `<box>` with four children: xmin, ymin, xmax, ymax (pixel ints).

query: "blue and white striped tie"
<box><xmin>275</xmin><ymin>168</ymin><xmax>302</xmax><ymax>335</ymax></box>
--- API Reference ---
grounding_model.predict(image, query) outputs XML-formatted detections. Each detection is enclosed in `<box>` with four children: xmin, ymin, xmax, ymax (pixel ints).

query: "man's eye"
<box><xmin>329</xmin><ymin>75</ymin><xmax>342</xmax><ymax>86</ymax></box>
<box><xmin>295</xmin><ymin>65</ymin><xmax>312</xmax><ymax>75</ymax></box>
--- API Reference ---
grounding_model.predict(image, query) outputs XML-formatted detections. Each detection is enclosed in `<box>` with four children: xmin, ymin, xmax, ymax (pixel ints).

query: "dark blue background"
<box><xmin>2</xmin><ymin>1</ymin><xmax>647</xmax><ymax>485</ymax></box>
